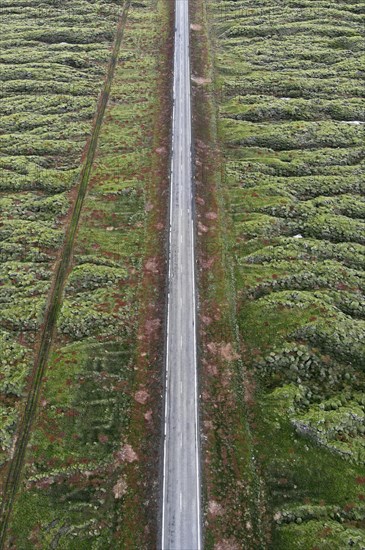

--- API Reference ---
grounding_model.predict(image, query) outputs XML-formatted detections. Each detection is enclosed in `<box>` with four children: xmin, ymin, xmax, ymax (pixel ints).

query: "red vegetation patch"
<box><xmin>116</xmin><ymin>444</ymin><xmax>138</xmax><ymax>463</ymax></box>
<box><xmin>244</xmin><ymin>370</ymin><xmax>257</xmax><ymax>408</ymax></box>
<box><xmin>214</xmin><ymin>539</ymin><xmax>240</xmax><ymax>550</ymax></box>
<box><xmin>201</xmin><ymin>315</ymin><xmax>213</xmax><ymax>326</ymax></box>
<box><xmin>220</xmin><ymin>343</ymin><xmax>239</xmax><ymax>362</ymax></box>
<box><xmin>155</xmin><ymin>146</ymin><xmax>167</xmax><ymax>155</ymax></box>
<box><xmin>206</xmin><ymin>363</ymin><xmax>218</xmax><ymax>376</ymax></box>
<box><xmin>29</xmin><ymin>476</ymin><xmax>55</xmax><ymax>490</ymax></box>
<box><xmin>336</xmin><ymin>283</ymin><xmax>349</xmax><ymax>291</ymax></box>
<box><xmin>200</xmin><ymin>257</ymin><xmax>215</xmax><ymax>269</ymax></box>
<box><xmin>318</xmin><ymin>526</ymin><xmax>332</xmax><ymax>538</ymax></box>
<box><xmin>113</xmin><ymin>476</ymin><xmax>128</xmax><ymax>499</ymax></box>
<box><xmin>145</xmin><ymin>257</ymin><xmax>159</xmax><ymax>273</ymax></box>
<box><xmin>134</xmin><ymin>389</ymin><xmax>149</xmax><ymax>405</ymax></box>
<box><xmin>209</xmin><ymin>500</ymin><xmax>224</xmax><ymax>517</ymax></box>
<box><xmin>198</xmin><ymin>221</ymin><xmax>209</xmax><ymax>234</ymax></box>
<box><xmin>145</xmin><ymin>318</ymin><xmax>161</xmax><ymax>336</ymax></box>
<box><xmin>65</xmin><ymin>409</ymin><xmax>79</xmax><ymax>418</ymax></box>
<box><xmin>207</xmin><ymin>342</ymin><xmax>218</xmax><ymax>354</ymax></box>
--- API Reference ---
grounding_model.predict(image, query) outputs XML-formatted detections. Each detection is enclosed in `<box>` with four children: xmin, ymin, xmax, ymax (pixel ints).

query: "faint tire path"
<box><xmin>0</xmin><ymin>2</ymin><xmax>130</xmax><ymax>545</ymax></box>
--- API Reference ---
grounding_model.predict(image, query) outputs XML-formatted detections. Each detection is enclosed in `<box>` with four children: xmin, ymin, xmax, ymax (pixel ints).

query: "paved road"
<box><xmin>161</xmin><ymin>0</ymin><xmax>202</xmax><ymax>548</ymax></box>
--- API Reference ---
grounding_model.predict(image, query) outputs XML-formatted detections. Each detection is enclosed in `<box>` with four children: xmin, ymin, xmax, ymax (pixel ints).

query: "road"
<box><xmin>161</xmin><ymin>0</ymin><xmax>202</xmax><ymax>548</ymax></box>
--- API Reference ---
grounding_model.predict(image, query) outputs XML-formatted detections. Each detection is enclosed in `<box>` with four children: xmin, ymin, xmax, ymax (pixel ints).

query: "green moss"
<box><xmin>222</xmin><ymin>96</ymin><xmax>365</xmax><ymax>122</ymax></box>
<box><xmin>5</xmin><ymin>1</ymin><xmax>165</xmax><ymax>546</ymax></box>
<box><xmin>222</xmin><ymin>119</ymin><xmax>364</xmax><ymax>150</ymax></box>
<box><xmin>211</xmin><ymin>0</ymin><xmax>365</xmax><ymax>544</ymax></box>
<box><xmin>0</xmin><ymin>332</ymin><xmax>31</xmax><ymax>397</ymax></box>
<box><xmin>274</xmin><ymin>519</ymin><xmax>365</xmax><ymax>549</ymax></box>
<box><xmin>253</xmin><ymin>385</ymin><xmax>365</xmax><ymax>518</ymax></box>
<box><xmin>0</xmin><ymin>406</ymin><xmax>18</xmax><ymax>466</ymax></box>
<box><xmin>0</xmin><ymin>0</ymin><xmax>121</xmax><ymax>429</ymax></box>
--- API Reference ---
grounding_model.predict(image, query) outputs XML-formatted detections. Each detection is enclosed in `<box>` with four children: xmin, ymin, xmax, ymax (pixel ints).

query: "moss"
<box><xmin>222</xmin><ymin>96</ymin><xmax>365</xmax><ymax>123</ymax></box>
<box><xmin>5</xmin><ymin>1</ymin><xmax>166</xmax><ymax>546</ymax></box>
<box><xmin>0</xmin><ymin>332</ymin><xmax>31</xmax><ymax>397</ymax></box>
<box><xmin>221</xmin><ymin>119</ymin><xmax>364</xmax><ymax>150</ymax></box>
<box><xmin>0</xmin><ymin>407</ymin><xmax>18</xmax><ymax>465</ymax></box>
<box><xmin>244</xmin><ymin>239</ymin><xmax>365</xmax><ymax>270</ymax></box>
<box><xmin>210</xmin><ymin>0</ymin><xmax>365</xmax><ymax>544</ymax></box>
<box><xmin>274</xmin><ymin>519</ymin><xmax>365</xmax><ymax>549</ymax></box>
<box><xmin>292</xmin><ymin>399</ymin><xmax>365</xmax><ymax>463</ymax></box>
<box><xmin>0</xmin><ymin>0</ymin><xmax>122</xmax><ymax>472</ymax></box>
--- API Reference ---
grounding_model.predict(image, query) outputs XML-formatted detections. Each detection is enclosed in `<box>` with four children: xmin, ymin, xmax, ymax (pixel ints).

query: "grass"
<box><xmin>0</xmin><ymin>0</ymin><xmax>170</xmax><ymax>547</ymax></box>
<box><xmin>205</xmin><ymin>0</ymin><xmax>365</xmax><ymax>546</ymax></box>
<box><xmin>0</xmin><ymin>1</ymin><xmax>131</xmax><ymax>543</ymax></box>
<box><xmin>190</xmin><ymin>0</ymin><xmax>268</xmax><ymax>547</ymax></box>
<box><xmin>0</xmin><ymin>0</ymin><xmax>121</xmax><ymax>481</ymax></box>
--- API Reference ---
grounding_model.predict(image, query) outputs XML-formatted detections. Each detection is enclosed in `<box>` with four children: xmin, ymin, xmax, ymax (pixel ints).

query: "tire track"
<box><xmin>0</xmin><ymin>3</ymin><xmax>130</xmax><ymax>545</ymax></box>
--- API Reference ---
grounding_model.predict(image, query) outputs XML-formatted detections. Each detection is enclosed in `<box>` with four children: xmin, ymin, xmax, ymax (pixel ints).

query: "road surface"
<box><xmin>161</xmin><ymin>0</ymin><xmax>202</xmax><ymax>548</ymax></box>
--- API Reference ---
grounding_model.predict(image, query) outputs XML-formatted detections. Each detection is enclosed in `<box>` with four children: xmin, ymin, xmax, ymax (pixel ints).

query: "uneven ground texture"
<box><xmin>204</xmin><ymin>0</ymin><xmax>365</xmax><ymax>547</ymax></box>
<box><xmin>0</xmin><ymin>0</ymin><xmax>120</xmax><ymax>468</ymax></box>
<box><xmin>0</xmin><ymin>0</ymin><xmax>170</xmax><ymax>547</ymax></box>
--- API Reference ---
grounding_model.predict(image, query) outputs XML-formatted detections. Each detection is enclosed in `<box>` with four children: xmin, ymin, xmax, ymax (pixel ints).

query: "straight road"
<box><xmin>161</xmin><ymin>0</ymin><xmax>202</xmax><ymax>548</ymax></box>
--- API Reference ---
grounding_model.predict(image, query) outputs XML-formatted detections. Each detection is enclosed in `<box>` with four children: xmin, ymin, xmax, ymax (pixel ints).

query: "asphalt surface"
<box><xmin>161</xmin><ymin>0</ymin><xmax>202</xmax><ymax>548</ymax></box>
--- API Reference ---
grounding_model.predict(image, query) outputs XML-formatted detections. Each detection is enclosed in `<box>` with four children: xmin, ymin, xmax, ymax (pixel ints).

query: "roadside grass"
<box><xmin>2</xmin><ymin>0</ymin><xmax>170</xmax><ymax>547</ymax></box>
<box><xmin>190</xmin><ymin>1</ymin><xmax>268</xmax><ymax>547</ymax></box>
<box><xmin>205</xmin><ymin>0</ymin><xmax>365</xmax><ymax>546</ymax></box>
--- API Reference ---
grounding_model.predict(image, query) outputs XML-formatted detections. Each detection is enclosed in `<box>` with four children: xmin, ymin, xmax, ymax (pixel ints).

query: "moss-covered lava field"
<box><xmin>1</xmin><ymin>0</ymin><xmax>365</xmax><ymax>547</ymax></box>
<box><xmin>0</xmin><ymin>0</ymin><xmax>170</xmax><ymax>546</ymax></box>
<box><xmin>202</xmin><ymin>0</ymin><xmax>365</xmax><ymax>547</ymax></box>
